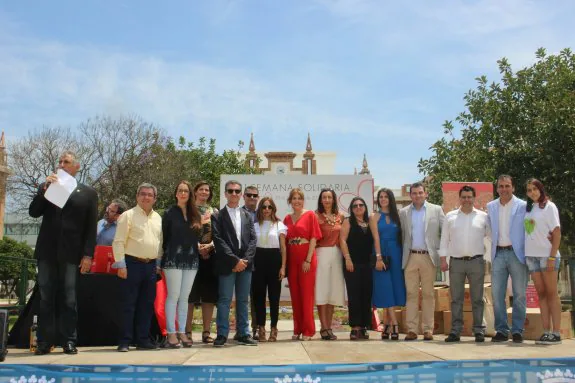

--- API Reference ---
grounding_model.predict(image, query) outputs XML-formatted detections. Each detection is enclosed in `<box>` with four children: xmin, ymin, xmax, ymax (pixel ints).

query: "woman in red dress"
<box><xmin>284</xmin><ymin>188</ymin><xmax>322</xmax><ymax>340</ymax></box>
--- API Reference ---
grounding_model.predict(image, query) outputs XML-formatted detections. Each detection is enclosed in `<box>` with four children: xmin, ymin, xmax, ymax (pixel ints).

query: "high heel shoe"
<box><xmin>178</xmin><ymin>333</ymin><xmax>193</xmax><ymax>348</ymax></box>
<box><xmin>164</xmin><ymin>335</ymin><xmax>181</xmax><ymax>349</ymax></box>
<box><xmin>350</xmin><ymin>329</ymin><xmax>360</xmax><ymax>340</ymax></box>
<box><xmin>258</xmin><ymin>326</ymin><xmax>267</xmax><ymax>343</ymax></box>
<box><xmin>327</xmin><ymin>329</ymin><xmax>337</xmax><ymax>340</ymax></box>
<box><xmin>268</xmin><ymin>327</ymin><xmax>278</xmax><ymax>342</ymax></box>
<box><xmin>320</xmin><ymin>329</ymin><xmax>331</xmax><ymax>340</ymax></box>
<box><xmin>390</xmin><ymin>325</ymin><xmax>399</xmax><ymax>341</ymax></box>
<box><xmin>381</xmin><ymin>324</ymin><xmax>390</xmax><ymax>340</ymax></box>
<box><xmin>292</xmin><ymin>334</ymin><xmax>301</xmax><ymax>341</ymax></box>
<box><xmin>202</xmin><ymin>331</ymin><xmax>214</xmax><ymax>344</ymax></box>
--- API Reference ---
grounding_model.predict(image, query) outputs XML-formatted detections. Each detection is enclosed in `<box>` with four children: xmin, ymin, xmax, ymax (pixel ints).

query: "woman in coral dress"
<box><xmin>284</xmin><ymin>188</ymin><xmax>322</xmax><ymax>340</ymax></box>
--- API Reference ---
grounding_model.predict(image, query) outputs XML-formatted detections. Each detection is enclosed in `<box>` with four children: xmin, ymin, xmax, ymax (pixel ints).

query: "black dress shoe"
<box><xmin>136</xmin><ymin>342</ymin><xmax>159</xmax><ymax>350</ymax></box>
<box><xmin>34</xmin><ymin>343</ymin><xmax>53</xmax><ymax>355</ymax></box>
<box><xmin>213</xmin><ymin>335</ymin><xmax>227</xmax><ymax>347</ymax></box>
<box><xmin>117</xmin><ymin>344</ymin><xmax>129</xmax><ymax>352</ymax></box>
<box><xmin>512</xmin><ymin>333</ymin><xmax>523</xmax><ymax>343</ymax></box>
<box><xmin>491</xmin><ymin>332</ymin><xmax>509</xmax><ymax>342</ymax></box>
<box><xmin>475</xmin><ymin>333</ymin><xmax>485</xmax><ymax>343</ymax></box>
<box><xmin>444</xmin><ymin>333</ymin><xmax>460</xmax><ymax>343</ymax></box>
<box><xmin>63</xmin><ymin>341</ymin><xmax>78</xmax><ymax>355</ymax></box>
<box><xmin>237</xmin><ymin>335</ymin><xmax>258</xmax><ymax>346</ymax></box>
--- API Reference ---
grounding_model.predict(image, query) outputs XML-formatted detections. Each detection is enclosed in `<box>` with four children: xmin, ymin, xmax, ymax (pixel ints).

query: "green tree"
<box><xmin>419</xmin><ymin>48</ymin><xmax>575</xmax><ymax>249</ymax></box>
<box><xmin>8</xmin><ymin>115</ymin><xmax>259</xmax><ymax>215</ymax></box>
<box><xmin>0</xmin><ymin>237</ymin><xmax>36</xmax><ymax>302</ymax></box>
<box><xmin>149</xmin><ymin>136</ymin><xmax>260</xmax><ymax>210</ymax></box>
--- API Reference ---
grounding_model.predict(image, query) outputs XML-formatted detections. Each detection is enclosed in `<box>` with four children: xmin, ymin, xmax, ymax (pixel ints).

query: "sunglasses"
<box><xmin>352</xmin><ymin>203</ymin><xmax>365</xmax><ymax>209</ymax></box>
<box><xmin>245</xmin><ymin>193</ymin><xmax>259</xmax><ymax>198</ymax></box>
<box><xmin>226</xmin><ymin>189</ymin><xmax>242</xmax><ymax>194</ymax></box>
<box><xmin>261</xmin><ymin>205</ymin><xmax>273</xmax><ymax>210</ymax></box>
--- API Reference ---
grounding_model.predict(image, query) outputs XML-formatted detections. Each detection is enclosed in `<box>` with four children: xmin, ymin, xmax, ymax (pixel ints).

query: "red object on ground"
<box><xmin>154</xmin><ymin>272</ymin><xmax>168</xmax><ymax>336</ymax></box>
<box><xmin>91</xmin><ymin>246</ymin><xmax>117</xmax><ymax>275</ymax></box>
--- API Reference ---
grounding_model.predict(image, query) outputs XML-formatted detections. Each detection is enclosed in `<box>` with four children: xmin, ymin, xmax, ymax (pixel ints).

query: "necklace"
<box><xmin>322</xmin><ymin>213</ymin><xmax>339</xmax><ymax>226</ymax></box>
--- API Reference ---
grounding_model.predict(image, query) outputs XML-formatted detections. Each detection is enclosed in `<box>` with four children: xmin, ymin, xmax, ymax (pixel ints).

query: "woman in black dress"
<box><xmin>186</xmin><ymin>181</ymin><xmax>219</xmax><ymax>343</ymax></box>
<box><xmin>339</xmin><ymin>197</ymin><xmax>374</xmax><ymax>340</ymax></box>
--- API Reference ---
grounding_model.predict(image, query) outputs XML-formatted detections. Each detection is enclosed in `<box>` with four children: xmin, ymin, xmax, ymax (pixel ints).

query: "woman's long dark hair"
<box><xmin>174</xmin><ymin>180</ymin><xmax>201</xmax><ymax>231</ymax></box>
<box><xmin>317</xmin><ymin>188</ymin><xmax>339</xmax><ymax>214</ymax></box>
<box><xmin>348</xmin><ymin>197</ymin><xmax>369</xmax><ymax>228</ymax></box>
<box><xmin>376</xmin><ymin>188</ymin><xmax>402</xmax><ymax>245</ymax></box>
<box><xmin>526</xmin><ymin>178</ymin><xmax>548</xmax><ymax>212</ymax></box>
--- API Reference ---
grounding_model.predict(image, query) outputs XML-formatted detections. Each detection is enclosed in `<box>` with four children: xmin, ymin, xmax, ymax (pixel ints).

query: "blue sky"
<box><xmin>1</xmin><ymin>0</ymin><xmax>574</xmax><ymax>188</ymax></box>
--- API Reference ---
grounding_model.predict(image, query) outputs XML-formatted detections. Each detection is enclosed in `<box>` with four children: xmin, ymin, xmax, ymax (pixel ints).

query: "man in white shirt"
<box><xmin>440</xmin><ymin>185</ymin><xmax>490</xmax><ymax>343</ymax></box>
<box><xmin>486</xmin><ymin>175</ymin><xmax>527</xmax><ymax>343</ymax></box>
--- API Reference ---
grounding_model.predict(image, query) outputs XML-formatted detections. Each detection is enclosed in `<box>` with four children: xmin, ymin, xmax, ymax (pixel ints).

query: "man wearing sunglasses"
<box><xmin>211</xmin><ymin>180</ymin><xmax>257</xmax><ymax>347</ymax></box>
<box><xmin>29</xmin><ymin>151</ymin><xmax>98</xmax><ymax>356</ymax></box>
<box><xmin>241</xmin><ymin>185</ymin><xmax>260</xmax><ymax>340</ymax></box>
<box><xmin>97</xmin><ymin>199</ymin><xmax>128</xmax><ymax>246</ymax></box>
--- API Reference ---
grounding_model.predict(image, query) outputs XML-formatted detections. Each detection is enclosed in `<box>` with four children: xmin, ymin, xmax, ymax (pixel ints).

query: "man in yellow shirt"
<box><xmin>112</xmin><ymin>183</ymin><xmax>162</xmax><ymax>352</ymax></box>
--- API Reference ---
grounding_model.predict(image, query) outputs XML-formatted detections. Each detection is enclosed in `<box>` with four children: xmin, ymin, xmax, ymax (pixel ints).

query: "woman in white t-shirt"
<box><xmin>252</xmin><ymin>197</ymin><xmax>287</xmax><ymax>342</ymax></box>
<box><xmin>524</xmin><ymin>178</ymin><xmax>562</xmax><ymax>345</ymax></box>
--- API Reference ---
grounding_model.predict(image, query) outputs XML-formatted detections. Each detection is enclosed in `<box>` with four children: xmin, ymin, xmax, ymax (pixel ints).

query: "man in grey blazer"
<box><xmin>399</xmin><ymin>182</ymin><xmax>445</xmax><ymax>341</ymax></box>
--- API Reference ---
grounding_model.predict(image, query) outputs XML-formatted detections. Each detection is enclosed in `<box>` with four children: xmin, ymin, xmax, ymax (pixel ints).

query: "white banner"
<box><xmin>219</xmin><ymin>174</ymin><xmax>374</xmax><ymax>302</ymax></box>
<box><xmin>219</xmin><ymin>174</ymin><xmax>374</xmax><ymax>217</ymax></box>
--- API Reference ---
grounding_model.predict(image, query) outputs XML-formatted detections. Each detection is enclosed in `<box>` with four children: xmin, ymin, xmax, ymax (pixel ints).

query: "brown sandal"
<box><xmin>268</xmin><ymin>327</ymin><xmax>278</xmax><ymax>342</ymax></box>
<box><xmin>258</xmin><ymin>326</ymin><xmax>267</xmax><ymax>342</ymax></box>
<box><xmin>178</xmin><ymin>333</ymin><xmax>193</xmax><ymax>348</ymax></box>
<box><xmin>327</xmin><ymin>329</ymin><xmax>338</xmax><ymax>340</ymax></box>
<box><xmin>202</xmin><ymin>331</ymin><xmax>214</xmax><ymax>344</ymax></box>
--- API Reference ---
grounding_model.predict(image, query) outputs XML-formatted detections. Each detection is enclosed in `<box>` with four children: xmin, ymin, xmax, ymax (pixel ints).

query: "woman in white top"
<box><xmin>253</xmin><ymin>197</ymin><xmax>287</xmax><ymax>342</ymax></box>
<box><xmin>524</xmin><ymin>178</ymin><xmax>562</xmax><ymax>345</ymax></box>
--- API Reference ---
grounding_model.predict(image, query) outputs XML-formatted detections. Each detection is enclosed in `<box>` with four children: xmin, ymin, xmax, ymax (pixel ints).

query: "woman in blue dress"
<box><xmin>369</xmin><ymin>188</ymin><xmax>406</xmax><ymax>340</ymax></box>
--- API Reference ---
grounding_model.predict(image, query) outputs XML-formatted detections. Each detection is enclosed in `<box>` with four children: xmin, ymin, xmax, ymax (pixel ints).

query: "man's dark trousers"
<box><xmin>37</xmin><ymin>260</ymin><xmax>78</xmax><ymax>346</ymax></box>
<box><xmin>119</xmin><ymin>257</ymin><xmax>157</xmax><ymax>346</ymax></box>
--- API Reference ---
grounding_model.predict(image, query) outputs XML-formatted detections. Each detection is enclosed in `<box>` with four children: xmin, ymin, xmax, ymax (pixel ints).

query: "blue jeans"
<box><xmin>491</xmin><ymin>248</ymin><xmax>528</xmax><ymax>335</ymax></box>
<box><xmin>164</xmin><ymin>269</ymin><xmax>198</xmax><ymax>334</ymax></box>
<box><xmin>216</xmin><ymin>270</ymin><xmax>252</xmax><ymax>338</ymax></box>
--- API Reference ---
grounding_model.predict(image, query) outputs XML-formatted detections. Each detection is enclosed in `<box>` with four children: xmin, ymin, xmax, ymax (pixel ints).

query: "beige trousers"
<box><xmin>405</xmin><ymin>253</ymin><xmax>436</xmax><ymax>333</ymax></box>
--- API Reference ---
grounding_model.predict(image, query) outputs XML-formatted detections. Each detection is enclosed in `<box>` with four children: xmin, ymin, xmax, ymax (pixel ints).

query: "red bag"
<box><xmin>154</xmin><ymin>272</ymin><xmax>168</xmax><ymax>336</ymax></box>
<box><xmin>90</xmin><ymin>246</ymin><xmax>117</xmax><ymax>275</ymax></box>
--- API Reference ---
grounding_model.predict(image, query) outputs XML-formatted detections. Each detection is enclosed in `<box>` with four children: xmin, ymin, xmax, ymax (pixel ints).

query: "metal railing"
<box><xmin>0</xmin><ymin>255</ymin><xmax>36</xmax><ymax>312</ymax></box>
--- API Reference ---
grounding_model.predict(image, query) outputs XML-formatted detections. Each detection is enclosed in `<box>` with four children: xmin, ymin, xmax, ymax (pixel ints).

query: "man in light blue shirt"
<box><xmin>487</xmin><ymin>175</ymin><xmax>527</xmax><ymax>343</ymax></box>
<box><xmin>96</xmin><ymin>199</ymin><xmax>128</xmax><ymax>246</ymax></box>
<box><xmin>399</xmin><ymin>182</ymin><xmax>445</xmax><ymax>341</ymax></box>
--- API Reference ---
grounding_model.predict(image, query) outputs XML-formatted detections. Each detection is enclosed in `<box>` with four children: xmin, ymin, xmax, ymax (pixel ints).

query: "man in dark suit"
<box><xmin>241</xmin><ymin>185</ymin><xmax>260</xmax><ymax>340</ymax></box>
<box><xmin>211</xmin><ymin>180</ymin><xmax>257</xmax><ymax>347</ymax></box>
<box><xmin>29</xmin><ymin>150</ymin><xmax>98</xmax><ymax>355</ymax></box>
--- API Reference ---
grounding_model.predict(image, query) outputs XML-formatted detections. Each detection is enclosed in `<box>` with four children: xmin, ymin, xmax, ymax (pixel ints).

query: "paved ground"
<box><xmin>5</xmin><ymin>321</ymin><xmax>574</xmax><ymax>365</ymax></box>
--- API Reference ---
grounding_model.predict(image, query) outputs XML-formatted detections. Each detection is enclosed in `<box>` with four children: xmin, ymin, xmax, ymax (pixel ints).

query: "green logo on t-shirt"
<box><xmin>524</xmin><ymin>218</ymin><xmax>535</xmax><ymax>235</ymax></box>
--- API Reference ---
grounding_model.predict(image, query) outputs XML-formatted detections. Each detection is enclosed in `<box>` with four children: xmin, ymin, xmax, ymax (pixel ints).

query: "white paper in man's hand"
<box><xmin>44</xmin><ymin>169</ymin><xmax>78</xmax><ymax>208</ymax></box>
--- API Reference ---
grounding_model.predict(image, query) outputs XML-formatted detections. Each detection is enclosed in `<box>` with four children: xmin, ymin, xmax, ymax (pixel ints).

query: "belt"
<box><xmin>288</xmin><ymin>238</ymin><xmax>310</xmax><ymax>245</ymax></box>
<box><xmin>125</xmin><ymin>254</ymin><xmax>156</xmax><ymax>264</ymax></box>
<box><xmin>451</xmin><ymin>255</ymin><xmax>483</xmax><ymax>261</ymax></box>
<box><xmin>496</xmin><ymin>246</ymin><xmax>513</xmax><ymax>251</ymax></box>
<box><xmin>410</xmin><ymin>249</ymin><xmax>429</xmax><ymax>254</ymax></box>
